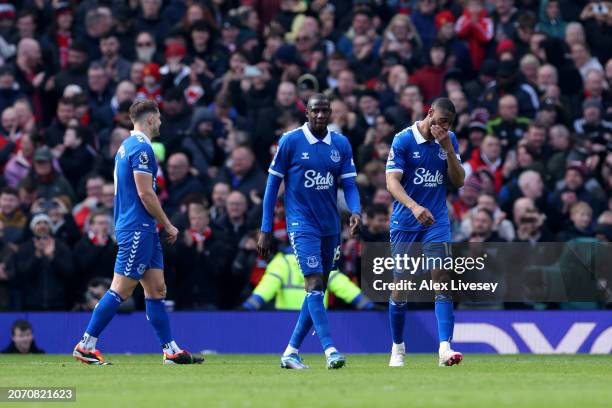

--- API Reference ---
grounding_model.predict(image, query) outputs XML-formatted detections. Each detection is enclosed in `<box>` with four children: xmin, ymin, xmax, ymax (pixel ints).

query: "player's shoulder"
<box><xmin>391</xmin><ymin>126</ymin><xmax>415</xmax><ymax>147</ymax></box>
<box><xmin>278</xmin><ymin>126</ymin><xmax>304</xmax><ymax>146</ymax></box>
<box><xmin>329</xmin><ymin>129</ymin><xmax>351</xmax><ymax>150</ymax></box>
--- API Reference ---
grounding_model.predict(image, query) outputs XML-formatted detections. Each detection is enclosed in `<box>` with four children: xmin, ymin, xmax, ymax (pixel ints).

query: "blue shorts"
<box><xmin>390</xmin><ymin>226</ymin><xmax>451</xmax><ymax>275</ymax></box>
<box><xmin>288</xmin><ymin>232</ymin><xmax>340</xmax><ymax>276</ymax></box>
<box><xmin>114</xmin><ymin>230</ymin><xmax>164</xmax><ymax>280</ymax></box>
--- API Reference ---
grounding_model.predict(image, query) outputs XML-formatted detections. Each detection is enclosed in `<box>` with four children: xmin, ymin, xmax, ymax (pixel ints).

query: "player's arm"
<box><xmin>386</xmin><ymin>171</ymin><xmax>434</xmax><ymax>226</ymax></box>
<box><xmin>340</xmin><ymin>141</ymin><xmax>361</xmax><ymax>236</ymax></box>
<box><xmin>258</xmin><ymin>136</ymin><xmax>289</xmax><ymax>258</ymax></box>
<box><xmin>385</xmin><ymin>138</ymin><xmax>435</xmax><ymax>226</ymax></box>
<box><xmin>134</xmin><ymin>172</ymin><xmax>178</xmax><ymax>243</ymax></box>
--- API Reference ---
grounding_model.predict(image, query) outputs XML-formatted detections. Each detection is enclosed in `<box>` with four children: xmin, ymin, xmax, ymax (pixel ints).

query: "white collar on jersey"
<box><xmin>412</xmin><ymin>122</ymin><xmax>439</xmax><ymax>145</ymax></box>
<box><xmin>130</xmin><ymin>130</ymin><xmax>152</xmax><ymax>145</ymax></box>
<box><xmin>301</xmin><ymin>123</ymin><xmax>331</xmax><ymax>145</ymax></box>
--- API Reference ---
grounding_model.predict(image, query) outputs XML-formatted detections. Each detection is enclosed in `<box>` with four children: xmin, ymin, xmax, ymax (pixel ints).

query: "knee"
<box><xmin>305</xmin><ymin>274</ymin><xmax>325</xmax><ymax>293</ymax></box>
<box><xmin>148</xmin><ymin>284</ymin><xmax>167</xmax><ymax>300</ymax></box>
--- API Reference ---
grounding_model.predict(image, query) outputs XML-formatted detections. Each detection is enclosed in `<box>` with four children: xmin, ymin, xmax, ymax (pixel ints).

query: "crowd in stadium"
<box><xmin>0</xmin><ymin>0</ymin><xmax>610</xmax><ymax>311</ymax></box>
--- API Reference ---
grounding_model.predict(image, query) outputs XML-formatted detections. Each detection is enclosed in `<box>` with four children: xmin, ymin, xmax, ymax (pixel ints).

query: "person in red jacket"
<box><xmin>465</xmin><ymin>134</ymin><xmax>504</xmax><ymax>192</ymax></box>
<box><xmin>455</xmin><ymin>0</ymin><xmax>494</xmax><ymax>71</ymax></box>
<box><xmin>410</xmin><ymin>40</ymin><xmax>448</xmax><ymax>103</ymax></box>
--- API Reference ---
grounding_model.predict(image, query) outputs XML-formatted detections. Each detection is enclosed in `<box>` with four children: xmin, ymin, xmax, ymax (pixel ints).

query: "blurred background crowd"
<box><xmin>0</xmin><ymin>0</ymin><xmax>610</xmax><ymax>312</ymax></box>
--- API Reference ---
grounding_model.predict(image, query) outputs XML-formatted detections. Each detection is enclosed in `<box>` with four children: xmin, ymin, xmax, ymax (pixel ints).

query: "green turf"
<box><xmin>0</xmin><ymin>354</ymin><xmax>611</xmax><ymax>408</ymax></box>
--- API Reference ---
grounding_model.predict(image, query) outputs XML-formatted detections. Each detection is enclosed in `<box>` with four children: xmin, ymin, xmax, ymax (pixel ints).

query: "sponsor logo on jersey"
<box><xmin>304</xmin><ymin>170</ymin><xmax>334</xmax><ymax>190</ymax></box>
<box><xmin>330</xmin><ymin>149</ymin><xmax>341</xmax><ymax>163</ymax></box>
<box><xmin>413</xmin><ymin>168</ymin><xmax>444</xmax><ymax>187</ymax></box>
<box><xmin>306</xmin><ymin>256</ymin><xmax>319</xmax><ymax>268</ymax></box>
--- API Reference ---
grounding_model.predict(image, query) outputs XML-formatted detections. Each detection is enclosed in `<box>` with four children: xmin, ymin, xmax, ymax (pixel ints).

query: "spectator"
<box><xmin>181</xmin><ymin>108</ymin><xmax>225</xmax><ymax>180</ymax></box>
<box><xmin>58</xmin><ymin>122</ymin><xmax>96</xmax><ymax>191</ymax></box>
<box><xmin>158</xmin><ymin>87</ymin><xmax>193</xmax><ymax>154</ymax></box>
<box><xmin>459</xmin><ymin>192</ymin><xmax>515</xmax><ymax>241</ymax></box>
<box><xmin>556</xmin><ymin>201</ymin><xmax>594</xmax><ymax>241</ymax></box>
<box><xmin>4</xmin><ymin>132</ymin><xmax>34</xmax><ymax>189</ymax></box>
<box><xmin>96</xmin><ymin>31</ymin><xmax>131</xmax><ymax>83</ymax></box>
<box><xmin>1</xmin><ymin>320</ymin><xmax>45</xmax><ymax>354</ymax></box>
<box><xmin>486</xmin><ymin>94</ymin><xmax>531</xmax><ymax>149</ymax></box>
<box><xmin>360</xmin><ymin>204</ymin><xmax>390</xmax><ymax>243</ymax></box>
<box><xmin>175</xmin><ymin>203</ymin><xmax>227</xmax><ymax>309</ymax></box>
<box><xmin>337</xmin><ymin>7</ymin><xmax>379</xmax><ymax>58</ymax></box>
<box><xmin>512</xmin><ymin>197</ymin><xmax>554</xmax><ymax>242</ymax></box>
<box><xmin>53</xmin><ymin>41</ymin><xmax>89</xmax><ymax>95</ymax></box>
<box><xmin>73</xmin><ymin>277</ymin><xmax>135</xmax><ymax>312</ymax></box>
<box><xmin>464</xmin><ymin>134</ymin><xmax>504</xmax><ymax>191</ymax></box>
<box><xmin>573</xmin><ymin>99</ymin><xmax>612</xmax><ymax>154</ymax></box>
<box><xmin>19</xmin><ymin>146</ymin><xmax>76</xmax><ymax>204</ymax></box>
<box><xmin>163</xmin><ymin>152</ymin><xmax>204</xmax><ymax>217</ymax></box>
<box><xmin>435</xmin><ymin>10</ymin><xmax>472</xmax><ymax>78</ymax></box>
<box><xmin>456</xmin><ymin>0</ymin><xmax>494</xmax><ymax>72</ymax></box>
<box><xmin>570</xmin><ymin>42</ymin><xmax>604</xmax><ymax>81</ymax></box>
<box><xmin>45</xmin><ymin>96</ymin><xmax>76</xmax><ymax>148</ymax></box>
<box><xmin>15</xmin><ymin>213</ymin><xmax>74</xmax><ymax>310</ymax></box>
<box><xmin>135</xmin><ymin>0</ymin><xmax>171</xmax><ymax>45</ymax></box>
<box><xmin>0</xmin><ymin>187</ymin><xmax>27</xmax><ymax>243</ymax></box>
<box><xmin>72</xmin><ymin>174</ymin><xmax>105</xmax><ymax>232</ymax></box>
<box><xmin>537</xmin><ymin>0</ymin><xmax>566</xmax><ymax>39</ymax></box>
<box><xmin>410</xmin><ymin>41</ymin><xmax>448</xmax><ymax>103</ymax></box>
<box><xmin>72</xmin><ymin>211</ymin><xmax>116</xmax><ymax>296</ymax></box>
<box><xmin>462</xmin><ymin>207</ymin><xmax>504</xmax><ymax>242</ymax></box>
<box><xmin>216</xmin><ymin>146</ymin><xmax>266</xmax><ymax>204</ymax></box>
<box><xmin>480</xmin><ymin>60</ymin><xmax>538</xmax><ymax>119</ymax></box>
<box><xmin>0</xmin><ymin>219</ymin><xmax>15</xmax><ymax>309</ymax></box>
<box><xmin>210</xmin><ymin>181</ymin><xmax>230</xmax><ymax>226</ymax></box>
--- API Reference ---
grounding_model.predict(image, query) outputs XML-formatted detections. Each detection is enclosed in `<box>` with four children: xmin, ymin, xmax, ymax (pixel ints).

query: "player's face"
<box><xmin>428</xmin><ymin>109</ymin><xmax>455</xmax><ymax>132</ymax></box>
<box><xmin>307</xmin><ymin>100</ymin><xmax>331</xmax><ymax>134</ymax></box>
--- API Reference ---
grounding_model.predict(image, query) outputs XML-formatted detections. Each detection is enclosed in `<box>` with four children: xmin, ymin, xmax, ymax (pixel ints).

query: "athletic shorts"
<box><xmin>288</xmin><ymin>232</ymin><xmax>340</xmax><ymax>276</ymax></box>
<box><xmin>114</xmin><ymin>230</ymin><xmax>164</xmax><ymax>280</ymax></box>
<box><xmin>390</xmin><ymin>225</ymin><xmax>451</xmax><ymax>276</ymax></box>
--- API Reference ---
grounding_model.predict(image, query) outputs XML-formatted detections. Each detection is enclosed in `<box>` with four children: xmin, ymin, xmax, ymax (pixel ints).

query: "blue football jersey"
<box><xmin>385</xmin><ymin>122</ymin><xmax>461</xmax><ymax>231</ymax></box>
<box><xmin>113</xmin><ymin>130</ymin><xmax>158</xmax><ymax>232</ymax></box>
<box><xmin>269</xmin><ymin>123</ymin><xmax>357</xmax><ymax>235</ymax></box>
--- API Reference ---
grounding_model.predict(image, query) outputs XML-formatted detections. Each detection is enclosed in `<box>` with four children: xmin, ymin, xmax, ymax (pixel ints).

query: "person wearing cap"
<box><xmin>486</xmin><ymin>95</ymin><xmax>531</xmax><ymax>149</ymax></box>
<box><xmin>435</xmin><ymin>10</ymin><xmax>472</xmax><ymax>77</ymax></box>
<box><xmin>14</xmin><ymin>212</ymin><xmax>75</xmax><ymax>310</ymax></box>
<box><xmin>136</xmin><ymin>63</ymin><xmax>163</xmax><ymax>106</ymax></box>
<box><xmin>18</xmin><ymin>146</ymin><xmax>76</xmax><ymax>204</ymax></box>
<box><xmin>573</xmin><ymin>98</ymin><xmax>612</xmax><ymax>150</ymax></box>
<box><xmin>479</xmin><ymin>59</ymin><xmax>538</xmax><ymax>119</ymax></box>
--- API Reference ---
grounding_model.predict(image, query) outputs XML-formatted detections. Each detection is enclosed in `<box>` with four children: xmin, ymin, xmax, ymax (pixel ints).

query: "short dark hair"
<box><xmin>366</xmin><ymin>203</ymin><xmax>389</xmax><ymax>218</ymax></box>
<box><xmin>1</xmin><ymin>186</ymin><xmax>18</xmax><ymax>197</ymax></box>
<box><xmin>128</xmin><ymin>99</ymin><xmax>159</xmax><ymax>123</ymax></box>
<box><xmin>57</xmin><ymin>96</ymin><xmax>74</xmax><ymax>107</ymax></box>
<box><xmin>432</xmin><ymin>98</ymin><xmax>456</xmax><ymax>115</ymax></box>
<box><xmin>475</xmin><ymin>207</ymin><xmax>494</xmax><ymax>221</ymax></box>
<box><xmin>11</xmin><ymin>319</ymin><xmax>32</xmax><ymax>335</ymax></box>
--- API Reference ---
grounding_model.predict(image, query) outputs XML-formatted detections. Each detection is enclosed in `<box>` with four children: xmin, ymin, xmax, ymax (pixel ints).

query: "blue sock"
<box><xmin>85</xmin><ymin>289</ymin><xmax>123</xmax><ymax>337</ymax></box>
<box><xmin>306</xmin><ymin>291</ymin><xmax>335</xmax><ymax>351</ymax></box>
<box><xmin>288</xmin><ymin>295</ymin><xmax>313</xmax><ymax>349</ymax></box>
<box><xmin>145</xmin><ymin>298</ymin><xmax>173</xmax><ymax>346</ymax></box>
<box><xmin>389</xmin><ymin>299</ymin><xmax>407</xmax><ymax>345</ymax></box>
<box><xmin>435</xmin><ymin>294</ymin><xmax>454</xmax><ymax>342</ymax></box>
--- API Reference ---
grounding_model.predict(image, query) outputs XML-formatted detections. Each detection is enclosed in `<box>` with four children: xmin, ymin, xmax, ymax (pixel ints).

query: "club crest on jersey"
<box><xmin>413</xmin><ymin>168</ymin><xmax>444</xmax><ymax>187</ymax></box>
<box><xmin>438</xmin><ymin>148</ymin><xmax>447</xmax><ymax>160</ymax></box>
<box><xmin>306</xmin><ymin>256</ymin><xmax>319</xmax><ymax>268</ymax></box>
<box><xmin>304</xmin><ymin>170</ymin><xmax>334</xmax><ymax>190</ymax></box>
<box><xmin>139</xmin><ymin>151</ymin><xmax>149</xmax><ymax>166</ymax></box>
<box><xmin>330</xmin><ymin>149</ymin><xmax>341</xmax><ymax>163</ymax></box>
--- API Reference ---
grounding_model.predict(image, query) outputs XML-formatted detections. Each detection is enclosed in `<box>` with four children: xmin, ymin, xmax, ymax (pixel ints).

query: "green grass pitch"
<box><xmin>0</xmin><ymin>354</ymin><xmax>611</xmax><ymax>408</ymax></box>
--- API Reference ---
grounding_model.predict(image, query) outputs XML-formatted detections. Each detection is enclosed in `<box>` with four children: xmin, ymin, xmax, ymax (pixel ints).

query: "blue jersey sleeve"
<box><xmin>340</xmin><ymin>139</ymin><xmax>357</xmax><ymax>179</ymax></box>
<box><xmin>450</xmin><ymin>132</ymin><xmax>461</xmax><ymax>163</ymax></box>
<box><xmin>269</xmin><ymin>135</ymin><xmax>290</xmax><ymax>178</ymax></box>
<box><xmin>386</xmin><ymin>134</ymin><xmax>406</xmax><ymax>173</ymax></box>
<box><xmin>130</xmin><ymin>145</ymin><xmax>155</xmax><ymax>175</ymax></box>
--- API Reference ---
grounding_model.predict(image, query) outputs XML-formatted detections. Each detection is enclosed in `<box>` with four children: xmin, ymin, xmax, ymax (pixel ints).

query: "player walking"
<box><xmin>385</xmin><ymin>98</ymin><xmax>465</xmax><ymax>367</ymax></box>
<box><xmin>73</xmin><ymin>100</ymin><xmax>203</xmax><ymax>365</ymax></box>
<box><xmin>257</xmin><ymin>94</ymin><xmax>361</xmax><ymax>369</ymax></box>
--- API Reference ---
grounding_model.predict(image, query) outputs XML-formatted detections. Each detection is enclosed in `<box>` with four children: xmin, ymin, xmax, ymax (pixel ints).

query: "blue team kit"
<box><xmin>113</xmin><ymin>131</ymin><xmax>163</xmax><ymax>279</ymax></box>
<box><xmin>386</xmin><ymin>123</ymin><xmax>460</xmax><ymax>268</ymax></box>
<box><xmin>268</xmin><ymin>124</ymin><xmax>357</xmax><ymax>275</ymax></box>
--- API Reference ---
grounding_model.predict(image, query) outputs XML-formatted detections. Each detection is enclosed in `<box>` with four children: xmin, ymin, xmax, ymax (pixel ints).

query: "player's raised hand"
<box><xmin>349</xmin><ymin>213</ymin><xmax>361</xmax><ymax>237</ymax></box>
<box><xmin>411</xmin><ymin>205</ymin><xmax>435</xmax><ymax>226</ymax></box>
<box><xmin>164</xmin><ymin>223</ymin><xmax>179</xmax><ymax>244</ymax></box>
<box><xmin>431</xmin><ymin>125</ymin><xmax>453</xmax><ymax>152</ymax></box>
<box><xmin>257</xmin><ymin>231</ymin><xmax>272</xmax><ymax>258</ymax></box>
